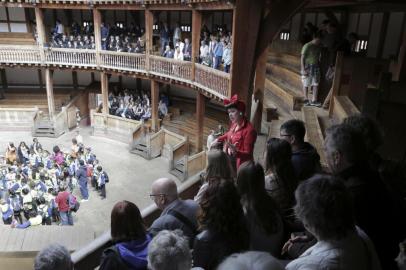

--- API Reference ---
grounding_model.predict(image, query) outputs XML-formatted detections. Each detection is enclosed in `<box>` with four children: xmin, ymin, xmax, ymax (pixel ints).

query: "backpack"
<box><xmin>10</xmin><ymin>196</ymin><xmax>22</xmax><ymax>212</ymax></box>
<box><xmin>103</xmin><ymin>172</ymin><xmax>109</xmax><ymax>183</ymax></box>
<box><xmin>67</xmin><ymin>194</ymin><xmax>80</xmax><ymax>212</ymax></box>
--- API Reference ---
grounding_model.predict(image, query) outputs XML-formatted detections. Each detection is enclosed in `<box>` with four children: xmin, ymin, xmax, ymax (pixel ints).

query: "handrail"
<box><xmin>0</xmin><ymin>47</ymin><xmax>230</xmax><ymax>100</ymax></box>
<box><xmin>0</xmin><ymin>0</ymin><xmax>222</xmax><ymax>5</ymax></box>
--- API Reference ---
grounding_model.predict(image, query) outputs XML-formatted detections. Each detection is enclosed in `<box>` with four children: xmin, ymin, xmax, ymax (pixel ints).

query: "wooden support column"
<box><xmin>0</xmin><ymin>68</ymin><xmax>7</xmax><ymax>99</ymax></box>
<box><xmin>196</xmin><ymin>92</ymin><xmax>205</xmax><ymax>152</ymax></box>
<box><xmin>93</xmin><ymin>9</ymin><xmax>102</xmax><ymax>66</ymax></box>
<box><xmin>101</xmin><ymin>72</ymin><xmax>109</xmax><ymax>115</ymax></box>
<box><xmin>34</xmin><ymin>8</ymin><xmax>46</xmax><ymax>61</ymax></box>
<box><xmin>72</xmin><ymin>71</ymin><xmax>78</xmax><ymax>91</ymax></box>
<box><xmin>145</xmin><ymin>9</ymin><xmax>154</xmax><ymax>70</ymax></box>
<box><xmin>38</xmin><ymin>69</ymin><xmax>44</xmax><ymax>91</ymax></box>
<box><xmin>45</xmin><ymin>69</ymin><xmax>55</xmax><ymax>118</ymax></box>
<box><xmin>191</xmin><ymin>9</ymin><xmax>202</xmax><ymax>81</ymax></box>
<box><xmin>230</xmin><ymin>1</ymin><xmax>263</xmax><ymax>117</ymax></box>
<box><xmin>136</xmin><ymin>78</ymin><xmax>142</xmax><ymax>91</ymax></box>
<box><xmin>252</xmin><ymin>47</ymin><xmax>267</xmax><ymax>133</ymax></box>
<box><xmin>151</xmin><ymin>80</ymin><xmax>159</xmax><ymax>132</ymax></box>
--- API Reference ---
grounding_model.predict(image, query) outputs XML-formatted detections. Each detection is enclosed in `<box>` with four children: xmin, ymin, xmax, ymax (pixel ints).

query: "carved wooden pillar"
<box><xmin>34</xmin><ymin>8</ymin><xmax>46</xmax><ymax>61</ymax></box>
<box><xmin>45</xmin><ymin>69</ymin><xmax>55</xmax><ymax>118</ymax></box>
<box><xmin>145</xmin><ymin>9</ymin><xmax>154</xmax><ymax>71</ymax></box>
<box><xmin>252</xmin><ymin>47</ymin><xmax>267</xmax><ymax>133</ymax></box>
<box><xmin>196</xmin><ymin>92</ymin><xmax>205</xmax><ymax>152</ymax></box>
<box><xmin>101</xmin><ymin>72</ymin><xmax>109</xmax><ymax>115</ymax></box>
<box><xmin>191</xmin><ymin>9</ymin><xmax>202</xmax><ymax>81</ymax></box>
<box><xmin>151</xmin><ymin>80</ymin><xmax>159</xmax><ymax>132</ymax></box>
<box><xmin>93</xmin><ymin>8</ymin><xmax>102</xmax><ymax>66</ymax></box>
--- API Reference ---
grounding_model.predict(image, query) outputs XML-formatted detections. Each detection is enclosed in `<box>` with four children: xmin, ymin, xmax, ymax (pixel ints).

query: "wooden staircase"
<box><xmin>32</xmin><ymin>113</ymin><xmax>58</xmax><ymax>137</ymax></box>
<box><xmin>130</xmin><ymin>136</ymin><xmax>149</xmax><ymax>159</ymax></box>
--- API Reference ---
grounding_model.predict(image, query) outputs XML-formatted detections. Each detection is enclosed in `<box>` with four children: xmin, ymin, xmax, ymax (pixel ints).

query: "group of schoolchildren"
<box><xmin>0</xmin><ymin>136</ymin><xmax>109</xmax><ymax>228</ymax></box>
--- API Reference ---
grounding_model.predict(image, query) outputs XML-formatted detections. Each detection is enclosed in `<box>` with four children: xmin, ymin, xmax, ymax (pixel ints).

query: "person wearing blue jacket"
<box><xmin>76</xmin><ymin>159</ymin><xmax>89</xmax><ymax>202</ymax></box>
<box><xmin>100</xmin><ymin>201</ymin><xmax>152</xmax><ymax>270</ymax></box>
<box><xmin>213</xmin><ymin>38</ymin><xmax>224</xmax><ymax>70</ymax></box>
<box><xmin>0</xmin><ymin>199</ymin><xmax>13</xmax><ymax>224</ymax></box>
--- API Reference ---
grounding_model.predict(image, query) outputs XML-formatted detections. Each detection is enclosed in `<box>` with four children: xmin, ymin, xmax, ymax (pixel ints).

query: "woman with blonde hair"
<box><xmin>194</xmin><ymin>149</ymin><xmax>234</xmax><ymax>203</ymax></box>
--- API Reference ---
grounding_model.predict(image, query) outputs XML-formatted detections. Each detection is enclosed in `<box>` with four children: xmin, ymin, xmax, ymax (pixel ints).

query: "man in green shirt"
<box><xmin>301</xmin><ymin>31</ymin><xmax>322</xmax><ymax>106</ymax></box>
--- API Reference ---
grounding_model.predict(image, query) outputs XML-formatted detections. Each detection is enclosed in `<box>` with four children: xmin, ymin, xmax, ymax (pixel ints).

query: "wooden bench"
<box><xmin>302</xmin><ymin>106</ymin><xmax>327</xmax><ymax>168</ymax></box>
<box><xmin>0</xmin><ymin>32</ymin><xmax>36</xmax><ymax>45</ymax></box>
<box><xmin>265</xmin><ymin>78</ymin><xmax>303</xmax><ymax>111</ymax></box>
<box><xmin>333</xmin><ymin>96</ymin><xmax>360</xmax><ymax>122</ymax></box>
<box><xmin>168</xmin><ymin>107</ymin><xmax>181</xmax><ymax>117</ymax></box>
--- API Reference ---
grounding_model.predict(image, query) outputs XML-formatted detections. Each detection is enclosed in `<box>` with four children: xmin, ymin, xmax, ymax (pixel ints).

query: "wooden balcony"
<box><xmin>0</xmin><ymin>45</ymin><xmax>230</xmax><ymax>100</ymax></box>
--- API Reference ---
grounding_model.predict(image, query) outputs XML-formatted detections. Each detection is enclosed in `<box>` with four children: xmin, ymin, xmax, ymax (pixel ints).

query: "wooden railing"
<box><xmin>90</xmin><ymin>110</ymin><xmax>142</xmax><ymax>144</ymax></box>
<box><xmin>149</xmin><ymin>55</ymin><xmax>193</xmax><ymax>82</ymax></box>
<box><xmin>0</xmin><ymin>107</ymin><xmax>39</xmax><ymax>131</ymax></box>
<box><xmin>100</xmin><ymin>51</ymin><xmax>146</xmax><ymax>72</ymax></box>
<box><xmin>195</xmin><ymin>63</ymin><xmax>230</xmax><ymax>98</ymax></box>
<box><xmin>147</xmin><ymin>129</ymin><xmax>165</xmax><ymax>159</ymax></box>
<box><xmin>0</xmin><ymin>46</ymin><xmax>230</xmax><ymax>100</ymax></box>
<box><xmin>184</xmin><ymin>150</ymin><xmax>207</xmax><ymax>180</ymax></box>
<box><xmin>45</xmin><ymin>48</ymin><xmax>97</xmax><ymax>67</ymax></box>
<box><xmin>0</xmin><ymin>46</ymin><xmax>41</xmax><ymax>64</ymax></box>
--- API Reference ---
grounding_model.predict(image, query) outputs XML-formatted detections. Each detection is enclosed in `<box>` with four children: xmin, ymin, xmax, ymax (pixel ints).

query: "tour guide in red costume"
<box><xmin>212</xmin><ymin>94</ymin><xmax>257</xmax><ymax>169</ymax></box>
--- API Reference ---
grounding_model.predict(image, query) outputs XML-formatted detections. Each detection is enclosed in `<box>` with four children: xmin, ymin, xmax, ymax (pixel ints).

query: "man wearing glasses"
<box><xmin>149</xmin><ymin>178</ymin><xmax>199</xmax><ymax>247</ymax></box>
<box><xmin>280</xmin><ymin>119</ymin><xmax>321</xmax><ymax>181</ymax></box>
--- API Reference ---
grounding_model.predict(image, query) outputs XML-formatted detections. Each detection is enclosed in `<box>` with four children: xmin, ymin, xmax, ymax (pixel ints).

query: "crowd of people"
<box><xmin>1</xmin><ymin>132</ymin><xmax>109</xmax><ymax>228</ymax></box>
<box><xmin>106</xmin><ymin>88</ymin><xmax>169</xmax><ymax>121</ymax></box>
<box><xmin>49</xmin><ymin>20</ymin><xmax>146</xmax><ymax>53</ymax></box>
<box><xmin>46</xmin><ymin>18</ymin><xmax>233</xmax><ymax>73</ymax></box>
<box><xmin>29</xmin><ymin>94</ymin><xmax>406</xmax><ymax>270</ymax></box>
<box><xmin>160</xmin><ymin>22</ymin><xmax>233</xmax><ymax>73</ymax></box>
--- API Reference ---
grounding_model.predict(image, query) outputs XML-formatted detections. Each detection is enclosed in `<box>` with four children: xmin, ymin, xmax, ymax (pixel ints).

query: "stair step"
<box><xmin>268</xmin><ymin>52</ymin><xmax>301</xmax><ymax>71</ymax></box>
<box><xmin>170</xmin><ymin>168</ymin><xmax>186</xmax><ymax>182</ymax></box>
<box><xmin>265</xmin><ymin>78</ymin><xmax>303</xmax><ymax>111</ymax></box>
<box><xmin>267</xmin><ymin>63</ymin><xmax>302</xmax><ymax>91</ymax></box>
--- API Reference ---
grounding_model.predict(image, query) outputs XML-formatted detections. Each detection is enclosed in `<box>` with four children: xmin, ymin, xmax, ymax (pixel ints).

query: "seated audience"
<box><xmin>286</xmin><ymin>175</ymin><xmax>381</xmax><ymax>270</ymax></box>
<box><xmin>100</xmin><ymin>200</ymin><xmax>152</xmax><ymax>270</ymax></box>
<box><xmin>147</xmin><ymin>230</ymin><xmax>192</xmax><ymax>270</ymax></box>
<box><xmin>265</xmin><ymin>138</ymin><xmax>298</xmax><ymax>223</ymax></box>
<box><xmin>149</xmin><ymin>178</ymin><xmax>199</xmax><ymax>246</ymax></box>
<box><xmin>193</xmin><ymin>179</ymin><xmax>249</xmax><ymax>269</ymax></box>
<box><xmin>194</xmin><ymin>149</ymin><xmax>234</xmax><ymax>203</ymax></box>
<box><xmin>34</xmin><ymin>243</ymin><xmax>73</xmax><ymax>270</ymax></box>
<box><xmin>280</xmin><ymin>119</ymin><xmax>321</xmax><ymax>181</ymax></box>
<box><xmin>237</xmin><ymin>161</ymin><xmax>284</xmax><ymax>257</ymax></box>
<box><xmin>324</xmin><ymin>124</ymin><xmax>406</xmax><ymax>270</ymax></box>
<box><xmin>217</xmin><ymin>251</ymin><xmax>284</xmax><ymax>270</ymax></box>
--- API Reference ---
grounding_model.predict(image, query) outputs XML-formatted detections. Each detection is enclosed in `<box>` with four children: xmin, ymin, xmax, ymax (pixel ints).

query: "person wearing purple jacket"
<box><xmin>100</xmin><ymin>201</ymin><xmax>152</xmax><ymax>270</ymax></box>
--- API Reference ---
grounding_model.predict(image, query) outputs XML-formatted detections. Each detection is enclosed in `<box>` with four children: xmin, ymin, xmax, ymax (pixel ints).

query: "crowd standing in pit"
<box><xmin>1</xmin><ymin>134</ymin><xmax>109</xmax><ymax>228</ymax></box>
<box><xmin>104</xmin><ymin>88</ymin><xmax>169</xmax><ymax>121</ymax></box>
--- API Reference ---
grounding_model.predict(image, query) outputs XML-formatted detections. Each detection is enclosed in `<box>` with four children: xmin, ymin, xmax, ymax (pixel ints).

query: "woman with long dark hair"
<box><xmin>100</xmin><ymin>200</ymin><xmax>152</xmax><ymax>270</ymax></box>
<box><xmin>193</xmin><ymin>179</ymin><xmax>249</xmax><ymax>270</ymax></box>
<box><xmin>265</xmin><ymin>138</ymin><xmax>298</xmax><ymax>221</ymax></box>
<box><xmin>237</xmin><ymin>161</ymin><xmax>284</xmax><ymax>257</ymax></box>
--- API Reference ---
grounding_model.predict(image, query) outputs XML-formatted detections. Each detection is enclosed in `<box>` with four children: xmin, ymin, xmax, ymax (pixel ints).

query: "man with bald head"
<box><xmin>149</xmin><ymin>178</ymin><xmax>199</xmax><ymax>246</ymax></box>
